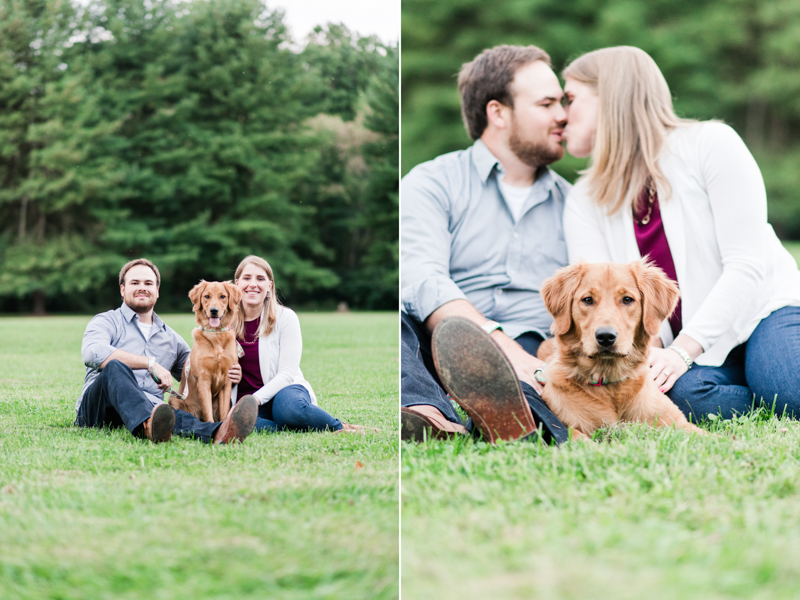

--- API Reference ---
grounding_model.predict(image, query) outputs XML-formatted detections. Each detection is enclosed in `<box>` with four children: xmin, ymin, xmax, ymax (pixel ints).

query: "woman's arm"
<box><xmin>563</xmin><ymin>182</ymin><xmax>613</xmax><ymax>264</ymax></box>
<box><xmin>253</xmin><ymin>310</ymin><xmax>304</xmax><ymax>404</ymax></box>
<box><xmin>678</xmin><ymin>122</ymin><xmax>767</xmax><ymax>352</ymax></box>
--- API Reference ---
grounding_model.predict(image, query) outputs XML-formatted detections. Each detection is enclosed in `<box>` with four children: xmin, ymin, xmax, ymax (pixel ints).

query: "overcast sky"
<box><xmin>270</xmin><ymin>0</ymin><xmax>399</xmax><ymax>44</ymax></box>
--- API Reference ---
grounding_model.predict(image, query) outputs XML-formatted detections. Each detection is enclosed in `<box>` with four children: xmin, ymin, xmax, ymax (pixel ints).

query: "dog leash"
<box><xmin>147</xmin><ymin>356</ymin><xmax>188</xmax><ymax>400</ymax></box>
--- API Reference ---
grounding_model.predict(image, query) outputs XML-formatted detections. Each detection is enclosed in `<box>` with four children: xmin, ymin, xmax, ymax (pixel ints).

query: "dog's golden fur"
<box><xmin>538</xmin><ymin>260</ymin><xmax>704</xmax><ymax>437</ymax></box>
<box><xmin>170</xmin><ymin>280</ymin><xmax>243</xmax><ymax>422</ymax></box>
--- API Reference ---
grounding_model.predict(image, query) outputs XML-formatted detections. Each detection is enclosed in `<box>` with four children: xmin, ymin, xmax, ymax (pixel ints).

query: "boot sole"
<box><xmin>217</xmin><ymin>395</ymin><xmax>258</xmax><ymax>444</ymax></box>
<box><xmin>432</xmin><ymin>317</ymin><xmax>537</xmax><ymax>443</ymax></box>
<box><xmin>150</xmin><ymin>403</ymin><xmax>175</xmax><ymax>443</ymax></box>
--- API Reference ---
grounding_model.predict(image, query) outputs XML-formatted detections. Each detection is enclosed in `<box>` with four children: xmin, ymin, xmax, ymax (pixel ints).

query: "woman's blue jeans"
<box><xmin>668</xmin><ymin>306</ymin><xmax>800</xmax><ymax>422</ymax></box>
<box><xmin>254</xmin><ymin>384</ymin><xmax>343</xmax><ymax>433</ymax></box>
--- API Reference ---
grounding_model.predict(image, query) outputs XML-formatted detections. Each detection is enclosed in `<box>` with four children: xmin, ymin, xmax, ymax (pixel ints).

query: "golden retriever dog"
<box><xmin>169</xmin><ymin>280</ymin><xmax>243</xmax><ymax>422</ymax></box>
<box><xmin>537</xmin><ymin>260</ymin><xmax>704</xmax><ymax>438</ymax></box>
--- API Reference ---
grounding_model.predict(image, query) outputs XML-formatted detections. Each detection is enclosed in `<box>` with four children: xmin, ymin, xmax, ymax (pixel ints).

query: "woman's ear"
<box><xmin>541</xmin><ymin>263</ymin><xmax>585</xmax><ymax>336</ymax></box>
<box><xmin>632</xmin><ymin>259</ymin><xmax>680</xmax><ymax>337</ymax></box>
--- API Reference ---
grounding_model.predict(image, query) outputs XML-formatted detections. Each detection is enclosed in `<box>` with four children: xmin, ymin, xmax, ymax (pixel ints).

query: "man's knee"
<box><xmin>102</xmin><ymin>359</ymin><xmax>133</xmax><ymax>377</ymax></box>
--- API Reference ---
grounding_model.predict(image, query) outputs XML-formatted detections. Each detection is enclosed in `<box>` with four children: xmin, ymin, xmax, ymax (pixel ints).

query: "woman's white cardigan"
<box><xmin>564</xmin><ymin>121</ymin><xmax>800</xmax><ymax>367</ymax></box>
<box><xmin>231</xmin><ymin>306</ymin><xmax>317</xmax><ymax>406</ymax></box>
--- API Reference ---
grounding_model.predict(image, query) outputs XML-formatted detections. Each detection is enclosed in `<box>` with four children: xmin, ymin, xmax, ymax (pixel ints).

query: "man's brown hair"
<box><xmin>458</xmin><ymin>45</ymin><xmax>551</xmax><ymax>140</ymax></box>
<box><xmin>119</xmin><ymin>258</ymin><xmax>161</xmax><ymax>287</ymax></box>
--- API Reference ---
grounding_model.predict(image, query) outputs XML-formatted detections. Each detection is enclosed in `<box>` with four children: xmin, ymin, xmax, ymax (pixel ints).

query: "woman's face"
<box><xmin>236</xmin><ymin>264</ymin><xmax>272</xmax><ymax>308</ymax></box>
<box><xmin>563</xmin><ymin>78</ymin><xmax>600</xmax><ymax>159</ymax></box>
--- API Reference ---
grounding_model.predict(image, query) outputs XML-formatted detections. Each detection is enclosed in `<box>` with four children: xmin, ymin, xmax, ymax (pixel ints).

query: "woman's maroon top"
<box><xmin>237</xmin><ymin>317</ymin><xmax>264</xmax><ymax>397</ymax></box>
<box><xmin>633</xmin><ymin>186</ymin><xmax>682</xmax><ymax>338</ymax></box>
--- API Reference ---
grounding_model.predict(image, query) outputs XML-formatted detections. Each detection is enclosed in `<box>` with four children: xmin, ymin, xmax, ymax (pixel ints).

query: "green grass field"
<box><xmin>0</xmin><ymin>312</ymin><xmax>399</xmax><ymax>600</ymax></box>
<box><xmin>402</xmin><ymin>242</ymin><xmax>800</xmax><ymax>600</ymax></box>
<box><xmin>402</xmin><ymin>415</ymin><xmax>800</xmax><ymax>600</ymax></box>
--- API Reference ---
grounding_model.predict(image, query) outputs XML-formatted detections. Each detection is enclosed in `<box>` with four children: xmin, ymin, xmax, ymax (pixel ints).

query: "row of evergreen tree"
<box><xmin>402</xmin><ymin>0</ymin><xmax>800</xmax><ymax>240</ymax></box>
<box><xmin>0</xmin><ymin>0</ymin><xmax>398</xmax><ymax>313</ymax></box>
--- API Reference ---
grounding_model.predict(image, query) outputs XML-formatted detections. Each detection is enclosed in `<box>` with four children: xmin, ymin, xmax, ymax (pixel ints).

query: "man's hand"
<box><xmin>492</xmin><ymin>334</ymin><xmax>546</xmax><ymax>395</ymax></box>
<box><xmin>150</xmin><ymin>363</ymin><xmax>173</xmax><ymax>392</ymax></box>
<box><xmin>229</xmin><ymin>364</ymin><xmax>242</xmax><ymax>385</ymax></box>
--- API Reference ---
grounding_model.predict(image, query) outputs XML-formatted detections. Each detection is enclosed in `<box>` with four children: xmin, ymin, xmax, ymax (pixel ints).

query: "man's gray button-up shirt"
<box><xmin>401</xmin><ymin>140</ymin><xmax>571</xmax><ymax>339</ymax></box>
<box><xmin>77</xmin><ymin>303</ymin><xmax>191</xmax><ymax>412</ymax></box>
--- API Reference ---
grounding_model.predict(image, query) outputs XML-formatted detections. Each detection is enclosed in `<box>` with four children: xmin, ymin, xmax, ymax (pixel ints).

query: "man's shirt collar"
<box><xmin>119</xmin><ymin>302</ymin><xmax>165</xmax><ymax>330</ymax></box>
<box><xmin>472</xmin><ymin>139</ymin><xmax>558</xmax><ymax>196</ymax></box>
<box><xmin>472</xmin><ymin>139</ymin><xmax>501</xmax><ymax>184</ymax></box>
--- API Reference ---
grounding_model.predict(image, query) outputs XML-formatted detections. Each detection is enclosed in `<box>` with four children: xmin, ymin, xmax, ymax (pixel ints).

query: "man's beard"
<box><xmin>508</xmin><ymin>124</ymin><xmax>564</xmax><ymax>168</ymax></box>
<box><xmin>127</xmin><ymin>294</ymin><xmax>156</xmax><ymax>314</ymax></box>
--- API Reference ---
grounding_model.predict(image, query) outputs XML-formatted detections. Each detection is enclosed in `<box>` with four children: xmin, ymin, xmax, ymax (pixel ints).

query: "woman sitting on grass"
<box><xmin>228</xmin><ymin>255</ymin><xmax>366</xmax><ymax>433</ymax></box>
<box><xmin>560</xmin><ymin>46</ymin><xmax>800</xmax><ymax>422</ymax></box>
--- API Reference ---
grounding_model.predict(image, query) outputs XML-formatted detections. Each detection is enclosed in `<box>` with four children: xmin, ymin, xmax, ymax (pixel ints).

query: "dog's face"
<box><xmin>541</xmin><ymin>260</ymin><xmax>679</xmax><ymax>365</ymax></box>
<box><xmin>189</xmin><ymin>280</ymin><xmax>242</xmax><ymax>329</ymax></box>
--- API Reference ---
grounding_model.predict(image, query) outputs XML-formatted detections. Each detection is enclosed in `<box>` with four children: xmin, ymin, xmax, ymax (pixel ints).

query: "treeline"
<box><xmin>402</xmin><ymin>0</ymin><xmax>800</xmax><ymax>240</ymax></box>
<box><xmin>0</xmin><ymin>0</ymin><xmax>398</xmax><ymax>314</ymax></box>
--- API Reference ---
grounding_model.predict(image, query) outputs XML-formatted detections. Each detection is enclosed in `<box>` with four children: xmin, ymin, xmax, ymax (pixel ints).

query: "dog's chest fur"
<box><xmin>190</xmin><ymin>329</ymin><xmax>238</xmax><ymax>389</ymax></box>
<box><xmin>543</xmin><ymin>359</ymin><xmax>653</xmax><ymax>433</ymax></box>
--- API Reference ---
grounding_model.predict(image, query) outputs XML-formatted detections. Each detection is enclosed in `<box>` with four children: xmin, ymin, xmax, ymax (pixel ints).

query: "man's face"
<box><xmin>505</xmin><ymin>61</ymin><xmax>566</xmax><ymax>167</ymax></box>
<box><xmin>121</xmin><ymin>265</ymin><xmax>159</xmax><ymax>314</ymax></box>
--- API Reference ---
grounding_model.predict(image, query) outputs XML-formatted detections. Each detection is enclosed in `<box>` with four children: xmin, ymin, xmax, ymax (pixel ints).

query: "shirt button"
<box><xmin>497</xmin><ymin>289</ymin><xmax>503</xmax><ymax>295</ymax></box>
<box><xmin>513</xmin><ymin>232</ymin><xmax>519</xmax><ymax>239</ymax></box>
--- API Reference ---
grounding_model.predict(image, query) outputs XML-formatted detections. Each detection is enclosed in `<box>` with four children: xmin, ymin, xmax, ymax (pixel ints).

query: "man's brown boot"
<box><xmin>214</xmin><ymin>395</ymin><xmax>258</xmax><ymax>444</ymax></box>
<box><xmin>142</xmin><ymin>403</ymin><xmax>175</xmax><ymax>443</ymax></box>
<box><xmin>432</xmin><ymin>317</ymin><xmax>539</xmax><ymax>444</ymax></box>
<box><xmin>401</xmin><ymin>406</ymin><xmax>468</xmax><ymax>442</ymax></box>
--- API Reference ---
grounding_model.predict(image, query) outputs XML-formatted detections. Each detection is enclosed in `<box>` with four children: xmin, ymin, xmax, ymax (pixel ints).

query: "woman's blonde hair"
<box><xmin>563</xmin><ymin>46</ymin><xmax>694</xmax><ymax>214</ymax></box>
<box><xmin>234</xmin><ymin>255</ymin><xmax>279</xmax><ymax>339</ymax></box>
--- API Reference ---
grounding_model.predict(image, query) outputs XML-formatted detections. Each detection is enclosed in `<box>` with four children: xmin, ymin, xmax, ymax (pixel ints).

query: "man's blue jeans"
<box><xmin>76</xmin><ymin>360</ymin><xmax>221</xmax><ymax>443</ymax></box>
<box><xmin>400</xmin><ymin>311</ymin><xmax>569</xmax><ymax>444</ymax></box>
<box><xmin>254</xmin><ymin>384</ymin><xmax>343</xmax><ymax>433</ymax></box>
<box><xmin>668</xmin><ymin>306</ymin><xmax>800</xmax><ymax>421</ymax></box>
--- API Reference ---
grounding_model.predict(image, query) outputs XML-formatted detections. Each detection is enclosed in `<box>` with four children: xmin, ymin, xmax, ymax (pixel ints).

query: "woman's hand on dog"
<box><xmin>228</xmin><ymin>364</ymin><xmax>242</xmax><ymax>385</ymax></box>
<box><xmin>648</xmin><ymin>347</ymin><xmax>687</xmax><ymax>393</ymax></box>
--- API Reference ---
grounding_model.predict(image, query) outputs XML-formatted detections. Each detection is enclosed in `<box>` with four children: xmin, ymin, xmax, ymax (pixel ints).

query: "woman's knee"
<box><xmin>271</xmin><ymin>387</ymin><xmax>312</xmax><ymax>421</ymax></box>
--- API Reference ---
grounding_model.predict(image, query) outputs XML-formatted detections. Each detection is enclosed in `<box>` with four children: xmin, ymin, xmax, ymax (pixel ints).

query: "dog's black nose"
<box><xmin>209</xmin><ymin>307</ymin><xmax>219</xmax><ymax>316</ymax></box>
<box><xmin>595</xmin><ymin>327</ymin><xmax>617</xmax><ymax>347</ymax></box>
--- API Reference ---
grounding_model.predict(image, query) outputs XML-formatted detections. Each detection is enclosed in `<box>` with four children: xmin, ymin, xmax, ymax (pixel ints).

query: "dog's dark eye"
<box><xmin>582</xmin><ymin>297</ymin><xmax>593</xmax><ymax>305</ymax></box>
<box><xmin>220</xmin><ymin>295</ymin><xmax>226</xmax><ymax>300</ymax></box>
<box><xmin>204</xmin><ymin>294</ymin><xmax>210</xmax><ymax>299</ymax></box>
<box><xmin>622</xmin><ymin>296</ymin><xmax>634</xmax><ymax>305</ymax></box>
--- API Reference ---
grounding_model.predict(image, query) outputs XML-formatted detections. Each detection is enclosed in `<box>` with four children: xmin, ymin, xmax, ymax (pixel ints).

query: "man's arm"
<box><xmin>425</xmin><ymin>299</ymin><xmax>545</xmax><ymax>394</ymax></box>
<box><xmin>81</xmin><ymin>313</ymin><xmax>172</xmax><ymax>392</ymax></box>
<box><xmin>99</xmin><ymin>350</ymin><xmax>173</xmax><ymax>392</ymax></box>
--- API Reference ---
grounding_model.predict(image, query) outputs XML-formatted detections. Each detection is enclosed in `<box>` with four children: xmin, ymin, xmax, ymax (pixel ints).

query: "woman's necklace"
<box><xmin>243</xmin><ymin>316</ymin><xmax>260</xmax><ymax>344</ymax></box>
<box><xmin>636</xmin><ymin>183</ymin><xmax>656</xmax><ymax>225</ymax></box>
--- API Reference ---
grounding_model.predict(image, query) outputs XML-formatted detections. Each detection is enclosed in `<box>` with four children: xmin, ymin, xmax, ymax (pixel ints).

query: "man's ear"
<box><xmin>541</xmin><ymin>263</ymin><xmax>585</xmax><ymax>336</ymax></box>
<box><xmin>188</xmin><ymin>281</ymin><xmax>206</xmax><ymax>313</ymax></box>
<box><xmin>486</xmin><ymin>99</ymin><xmax>511</xmax><ymax>130</ymax></box>
<box><xmin>632</xmin><ymin>259</ymin><xmax>680</xmax><ymax>337</ymax></box>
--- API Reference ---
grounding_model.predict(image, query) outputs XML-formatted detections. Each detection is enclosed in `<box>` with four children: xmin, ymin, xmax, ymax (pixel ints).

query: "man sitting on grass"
<box><xmin>75</xmin><ymin>258</ymin><xmax>257</xmax><ymax>444</ymax></box>
<box><xmin>401</xmin><ymin>44</ymin><xmax>571</xmax><ymax>445</ymax></box>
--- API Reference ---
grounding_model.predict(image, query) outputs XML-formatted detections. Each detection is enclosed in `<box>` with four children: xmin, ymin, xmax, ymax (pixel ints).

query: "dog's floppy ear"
<box><xmin>541</xmin><ymin>262</ymin><xmax>586</xmax><ymax>336</ymax></box>
<box><xmin>224</xmin><ymin>281</ymin><xmax>242</xmax><ymax>311</ymax></box>
<box><xmin>632</xmin><ymin>259</ymin><xmax>680</xmax><ymax>337</ymax></box>
<box><xmin>188</xmin><ymin>280</ymin><xmax>207</xmax><ymax>313</ymax></box>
